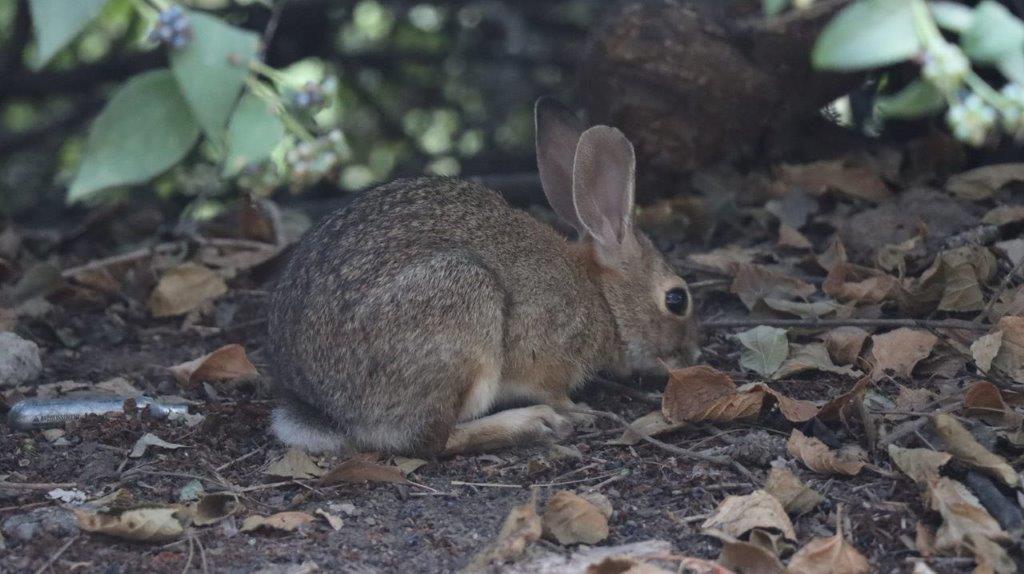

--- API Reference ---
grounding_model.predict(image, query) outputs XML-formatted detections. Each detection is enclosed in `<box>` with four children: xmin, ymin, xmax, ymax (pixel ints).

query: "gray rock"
<box><xmin>1</xmin><ymin>507</ymin><xmax>76</xmax><ymax>543</ymax></box>
<box><xmin>0</xmin><ymin>332</ymin><xmax>41</xmax><ymax>388</ymax></box>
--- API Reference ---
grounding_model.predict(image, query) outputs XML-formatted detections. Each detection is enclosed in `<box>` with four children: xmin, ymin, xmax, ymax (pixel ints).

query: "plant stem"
<box><xmin>244</xmin><ymin>77</ymin><xmax>314</xmax><ymax>142</ymax></box>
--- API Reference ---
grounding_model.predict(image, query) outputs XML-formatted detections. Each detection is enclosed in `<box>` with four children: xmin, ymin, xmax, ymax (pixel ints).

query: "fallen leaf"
<box><xmin>394</xmin><ymin>457</ymin><xmax>429</xmax><ymax>476</ymax></box>
<box><xmin>738</xmin><ymin>383</ymin><xmax>820</xmax><ymax>422</ymax></box>
<box><xmin>265</xmin><ymin>449</ymin><xmax>325</xmax><ymax>480</ymax></box>
<box><xmin>75</xmin><ymin>506</ymin><xmax>186</xmax><ymax>542</ymax></box>
<box><xmin>822</xmin><ymin>327</ymin><xmax>870</xmax><ymax>366</ymax></box>
<box><xmin>608</xmin><ymin>410</ymin><xmax>685</xmax><ymax>446</ymax></box>
<box><xmin>735</xmin><ymin>326</ymin><xmax>789</xmax><ymax>378</ymax></box>
<box><xmin>927</xmin><ymin>477</ymin><xmax>1010</xmax><ymax>553</ymax></box>
<box><xmin>730</xmin><ymin>264</ymin><xmax>815</xmax><ymax>311</ymax></box>
<box><xmin>971</xmin><ymin>332</ymin><xmax>1003</xmax><ymax>374</ymax></box>
<box><xmin>982</xmin><ymin>205</ymin><xmax>1024</xmax><ymax>226</ymax></box>
<box><xmin>817</xmin><ymin>377</ymin><xmax>871</xmax><ymax>421</ymax></box>
<box><xmin>240</xmin><ymin>511</ymin><xmax>315</xmax><ymax>533</ymax></box>
<box><xmin>778</xmin><ymin>225</ymin><xmax>812</xmax><ymax>250</ymax></box>
<box><xmin>701</xmin><ymin>489</ymin><xmax>796</xmax><ymax>541</ymax></box>
<box><xmin>315</xmin><ymin>508</ymin><xmax>344</xmax><ymax>530</ymax></box>
<box><xmin>946</xmin><ymin>163</ymin><xmax>1024</xmax><ymax>200</ymax></box>
<box><xmin>188</xmin><ymin>492</ymin><xmax>239</xmax><ymax>526</ymax></box>
<box><xmin>147</xmin><ymin>263</ymin><xmax>227</xmax><ymax>317</ymax></box>
<box><xmin>468</xmin><ymin>492</ymin><xmax>542</xmax><ymax>569</ymax></box>
<box><xmin>910</xmin><ymin>246</ymin><xmax>997</xmax><ymax>313</ymax></box>
<box><xmin>687</xmin><ymin>245</ymin><xmax>759</xmax><ymax>275</ymax></box>
<box><xmin>991</xmin><ymin>316</ymin><xmax>1024</xmax><ymax>383</ymax></box>
<box><xmin>766</xmin><ymin>190</ymin><xmax>818</xmax><ymax>229</ymax></box>
<box><xmin>169</xmin><ymin>344</ymin><xmax>259</xmax><ymax>388</ymax></box>
<box><xmin>763</xmin><ymin>297</ymin><xmax>840</xmax><ymax>320</ymax></box>
<box><xmin>319</xmin><ymin>454</ymin><xmax>408</xmax><ymax>485</ymax></box>
<box><xmin>786</xmin><ymin>430</ymin><xmax>866</xmax><ymax>476</ymax></box>
<box><xmin>822</xmin><ymin>262</ymin><xmax>900</xmax><ymax>304</ymax></box>
<box><xmin>773</xmin><ymin>343</ymin><xmax>858</xmax><ymax>379</ymax></box>
<box><xmin>786</xmin><ymin>516</ymin><xmax>870</xmax><ymax>574</ymax></box>
<box><xmin>887</xmin><ymin>445</ymin><xmax>952</xmax><ymax>486</ymax></box>
<box><xmin>94</xmin><ymin>376</ymin><xmax>142</xmax><ymax>398</ymax></box>
<box><xmin>933</xmin><ymin>414</ymin><xmax>1019</xmax><ymax>487</ymax></box>
<box><xmin>915</xmin><ymin>522</ymin><xmax>936</xmax><ymax>557</ymax></box>
<box><xmin>763</xmin><ymin>466</ymin><xmax>823</xmax><ymax>514</ymax></box>
<box><xmin>129</xmin><ymin>433</ymin><xmax>185</xmax><ymax>458</ymax></box>
<box><xmin>663</xmin><ymin>366</ymin><xmax>750</xmax><ymax>424</ymax></box>
<box><xmin>778</xmin><ymin>160</ymin><xmax>892</xmax><ymax>203</ymax></box>
<box><xmin>966</xmin><ymin>532</ymin><xmax>1016</xmax><ymax>574</ymax></box>
<box><xmin>716</xmin><ymin>537</ymin><xmax>785</xmax><ymax>574</ymax></box>
<box><xmin>994</xmin><ymin>238</ymin><xmax>1024</xmax><ymax>267</ymax></box>
<box><xmin>875</xmin><ymin>235</ymin><xmax>922</xmax><ymax>276</ymax></box>
<box><xmin>585</xmin><ymin>557</ymin><xmax>674</xmax><ymax>574</ymax></box>
<box><xmin>988</xmin><ymin>287</ymin><xmax>1024</xmax><ymax>322</ymax></box>
<box><xmin>541</xmin><ymin>490</ymin><xmax>610</xmax><ymax>545</ymax></box>
<box><xmin>963</xmin><ymin>381</ymin><xmax>1022</xmax><ymax>427</ymax></box>
<box><xmin>48</xmin><ymin>488</ymin><xmax>86</xmax><ymax>504</ymax></box>
<box><xmin>869</xmin><ymin>328</ymin><xmax>938</xmax><ymax>382</ymax></box>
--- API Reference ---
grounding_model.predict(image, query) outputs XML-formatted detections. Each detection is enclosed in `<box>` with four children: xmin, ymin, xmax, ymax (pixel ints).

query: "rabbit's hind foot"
<box><xmin>443</xmin><ymin>404</ymin><xmax>572</xmax><ymax>455</ymax></box>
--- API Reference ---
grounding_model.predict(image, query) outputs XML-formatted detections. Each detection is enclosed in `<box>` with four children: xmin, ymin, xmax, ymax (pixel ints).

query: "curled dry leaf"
<box><xmin>963</xmin><ymin>381</ymin><xmax>1022</xmax><ymax>427</ymax></box>
<box><xmin>946</xmin><ymin>163</ymin><xmax>1024</xmax><ymax>200</ymax></box>
<box><xmin>982</xmin><ymin>205</ymin><xmax>1024</xmax><ymax>226</ymax></box>
<box><xmin>265</xmin><ymin>449</ymin><xmax>325</xmax><ymax>480</ymax></box>
<box><xmin>608</xmin><ymin>410</ymin><xmax>685</xmax><ymax>446</ymax></box>
<box><xmin>887</xmin><ymin>445</ymin><xmax>951</xmax><ymax>486</ymax></box>
<box><xmin>773</xmin><ymin>343</ymin><xmax>858</xmax><ymax>379</ymax></box>
<box><xmin>241</xmin><ymin>511</ymin><xmax>316</xmax><ymax>533</ymax></box>
<box><xmin>787</xmin><ymin>430</ymin><xmax>866</xmax><ymax>476</ymax></box>
<box><xmin>778</xmin><ymin>224</ymin><xmax>812</xmax><ymax>250</ymax></box>
<box><xmin>777</xmin><ymin>160</ymin><xmax>892</xmax><ymax>203</ymax></box>
<box><xmin>394</xmin><ymin>457</ymin><xmax>429</xmax><ymax>475</ymax></box>
<box><xmin>147</xmin><ymin>262</ymin><xmax>227</xmax><ymax>317</ymax></box>
<box><xmin>319</xmin><ymin>454</ymin><xmax>408</xmax><ymax>485</ymax></box>
<box><xmin>990</xmin><ymin>316</ymin><xmax>1024</xmax><ymax>383</ymax></box>
<box><xmin>700</xmin><ymin>489</ymin><xmax>796</xmax><ymax>541</ymax></box>
<box><xmin>822</xmin><ymin>327</ymin><xmax>870</xmax><ymax>366</ymax></box>
<box><xmin>735</xmin><ymin>326</ymin><xmax>789</xmax><ymax>378</ymax></box>
<box><xmin>910</xmin><ymin>246</ymin><xmax>996</xmax><ymax>313</ymax></box>
<box><xmin>730</xmin><ymin>264</ymin><xmax>816</xmax><ymax>311</ymax></box>
<box><xmin>868</xmin><ymin>328</ymin><xmax>937</xmax><ymax>382</ymax></box>
<box><xmin>169</xmin><ymin>344</ymin><xmax>259</xmax><ymax>388</ymax></box>
<box><xmin>687</xmin><ymin>245</ymin><xmax>758</xmax><ymax>275</ymax></box>
<box><xmin>541</xmin><ymin>490</ymin><xmax>610</xmax><ymax>545</ymax></box>
<box><xmin>738</xmin><ymin>383</ymin><xmax>819</xmax><ymax>423</ymax></box>
<box><xmin>315</xmin><ymin>508</ymin><xmax>344</xmax><ymax>530</ymax></box>
<box><xmin>189</xmin><ymin>492</ymin><xmax>239</xmax><ymax>526</ymax></box>
<box><xmin>662</xmin><ymin>366</ymin><xmax>747</xmax><ymax>424</ymax></box>
<box><xmin>468</xmin><ymin>492</ymin><xmax>542</xmax><ymax>570</ymax></box>
<box><xmin>894</xmin><ymin>385</ymin><xmax>933</xmax><ymax>411</ymax></box>
<box><xmin>822</xmin><ymin>262</ymin><xmax>900</xmax><ymax>305</ymax></box>
<box><xmin>763</xmin><ymin>466</ymin><xmax>823</xmax><ymax>514</ymax></box>
<box><xmin>786</xmin><ymin>522</ymin><xmax>870</xmax><ymax>574</ymax></box>
<box><xmin>75</xmin><ymin>506</ymin><xmax>186</xmax><ymax>542</ymax></box>
<box><xmin>933</xmin><ymin>414</ymin><xmax>1019</xmax><ymax>487</ymax></box>
<box><xmin>129</xmin><ymin>432</ymin><xmax>184</xmax><ymax>458</ymax></box>
<box><xmin>927</xmin><ymin>477</ymin><xmax>1010</xmax><ymax>555</ymax></box>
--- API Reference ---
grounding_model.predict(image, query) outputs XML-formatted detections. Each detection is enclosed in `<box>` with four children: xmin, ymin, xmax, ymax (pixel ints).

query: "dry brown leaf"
<box><xmin>773</xmin><ymin>343</ymin><xmax>859</xmax><ymax>379</ymax></box>
<box><xmin>717</xmin><ymin>538</ymin><xmax>785</xmax><ymax>574</ymax></box>
<box><xmin>701</xmin><ymin>489</ymin><xmax>796</xmax><ymax>541</ymax></box>
<box><xmin>786</xmin><ymin>430</ymin><xmax>866</xmax><ymax>476</ymax></box>
<box><xmin>75</xmin><ymin>506</ymin><xmax>186</xmax><ymax>542</ymax></box>
<box><xmin>687</xmin><ymin>245</ymin><xmax>759</xmax><ymax>275</ymax></box>
<box><xmin>927</xmin><ymin>477</ymin><xmax>1010</xmax><ymax>552</ymax></box>
<box><xmin>394</xmin><ymin>457</ymin><xmax>429</xmax><ymax>475</ymax></box>
<box><xmin>129</xmin><ymin>432</ymin><xmax>184</xmax><ymax>458</ymax></box>
<box><xmin>982</xmin><ymin>205</ymin><xmax>1024</xmax><ymax>226</ymax></box>
<box><xmin>541</xmin><ymin>490</ymin><xmax>610</xmax><ymax>545</ymax></box>
<box><xmin>315</xmin><ymin>508</ymin><xmax>344</xmax><ymax>530</ymax></box>
<box><xmin>946</xmin><ymin>163</ymin><xmax>1024</xmax><ymax>200</ymax></box>
<box><xmin>188</xmin><ymin>492</ymin><xmax>239</xmax><ymax>526</ymax></box>
<box><xmin>608</xmin><ymin>410</ymin><xmax>685</xmax><ymax>446</ymax></box>
<box><xmin>991</xmin><ymin>316</ymin><xmax>1024</xmax><ymax>383</ymax></box>
<box><xmin>894</xmin><ymin>385</ymin><xmax>934</xmax><ymax>411</ymax></box>
<box><xmin>730</xmin><ymin>264</ymin><xmax>816</xmax><ymax>310</ymax></box>
<box><xmin>887</xmin><ymin>445</ymin><xmax>951</xmax><ymax>486</ymax></box>
<box><xmin>817</xmin><ymin>377</ymin><xmax>871</xmax><ymax>421</ymax></box>
<box><xmin>468</xmin><ymin>492</ymin><xmax>542</xmax><ymax>569</ymax></box>
<box><xmin>762</xmin><ymin>297</ymin><xmax>841</xmax><ymax>320</ymax></box>
<box><xmin>967</xmin><ymin>532</ymin><xmax>1016</xmax><ymax>574</ymax></box>
<box><xmin>739</xmin><ymin>383</ymin><xmax>820</xmax><ymax>422</ymax></box>
<box><xmin>169</xmin><ymin>344</ymin><xmax>259</xmax><ymax>388</ymax></box>
<box><xmin>822</xmin><ymin>327</ymin><xmax>870</xmax><ymax>366</ymax></box>
<box><xmin>868</xmin><ymin>328</ymin><xmax>938</xmax><ymax>382</ymax></box>
<box><xmin>147</xmin><ymin>262</ymin><xmax>227</xmax><ymax>317</ymax></box>
<box><xmin>265</xmin><ymin>449</ymin><xmax>325</xmax><ymax>480</ymax></box>
<box><xmin>778</xmin><ymin>224</ymin><xmax>812</xmax><ymax>250</ymax></box>
<box><xmin>319</xmin><ymin>454</ymin><xmax>408</xmax><ymax>485</ymax></box>
<box><xmin>763</xmin><ymin>466</ymin><xmax>823</xmax><ymax>514</ymax></box>
<box><xmin>786</xmin><ymin>523</ymin><xmax>870</xmax><ymax>574</ymax></box>
<box><xmin>933</xmin><ymin>414</ymin><xmax>1019</xmax><ymax>487</ymax></box>
<box><xmin>910</xmin><ymin>246</ymin><xmax>997</xmax><ymax>313</ymax></box>
<box><xmin>964</xmin><ymin>381</ymin><xmax>1022</xmax><ymax>427</ymax></box>
<box><xmin>995</xmin><ymin>238</ymin><xmax>1024</xmax><ymax>268</ymax></box>
<box><xmin>915</xmin><ymin>522</ymin><xmax>936</xmax><ymax>557</ymax></box>
<box><xmin>778</xmin><ymin>160</ymin><xmax>892</xmax><ymax>203</ymax></box>
<box><xmin>240</xmin><ymin>511</ymin><xmax>315</xmax><ymax>533</ymax></box>
<box><xmin>823</xmin><ymin>262</ymin><xmax>900</xmax><ymax>304</ymax></box>
<box><xmin>662</xmin><ymin>365</ymin><xmax>762</xmax><ymax>424</ymax></box>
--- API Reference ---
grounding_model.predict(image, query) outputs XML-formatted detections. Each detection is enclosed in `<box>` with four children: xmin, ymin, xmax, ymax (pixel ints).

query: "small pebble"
<box><xmin>0</xmin><ymin>332</ymin><xmax>41</xmax><ymax>388</ymax></box>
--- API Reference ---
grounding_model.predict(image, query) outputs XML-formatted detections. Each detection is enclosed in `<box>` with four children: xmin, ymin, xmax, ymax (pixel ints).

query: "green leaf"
<box><xmin>28</xmin><ymin>0</ymin><xmax>109</xmax><ymax>70</ymax></box>
<box><xmin>170</xmin><ymin>11</ymin><xmax>258</xmax><ymax>144</ymax></box>
<box><xmin>68</xmin><ymin>70</ymin><xmax>201</xmax><ymax>203</ymax></box>
<box><xmin>735</xmin><ymin>326</ymin><xmax>789</xmax><ymax>378</ymax></box>
<box><xmin>763</xmin><ymin>0</ymin><xmax>790</xmax><ymax>17</ymax></box>
<box><xmin>929</xmin><ymin>1</ymin><xmax>973</xmax><ymax>33</ymax></box>
<box><xmin>223</xmin><ymin>93</ymin><xmax>284</xmax><ymax>176</ymax></box>
<box><xmin>812</xmin><ymin>0</ymin><xmax>921</xmax><ymax>71</ymax></box>
<box><xmin>962</xmin><ymin>1</ymin><xmax>1024</xmax><ymax>64</ymax></box>
<box><xmin>875</xmin><ymin>79</ymin><xmax>947</xmax><ymax>120</ymax></box>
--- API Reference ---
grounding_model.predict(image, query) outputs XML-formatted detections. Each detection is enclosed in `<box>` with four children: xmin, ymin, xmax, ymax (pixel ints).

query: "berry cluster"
<box><xmin>284</xmin><ymin>130</ymin><xmax>345</xmax><ymax>191</ymax></box>
<box><xmin>148</xmin><ymin>5</ymin><xmax>192</xmax><ymax>49</ymax></box>
<box><xmin>946</xmin><ymin>94</ymin><xmax>997</xmax><ymax>147</ymax></box>
<box><xmin>292</xmin><ymin>81</ymin><xmax>326</xmax><ymax>111</ymax></box>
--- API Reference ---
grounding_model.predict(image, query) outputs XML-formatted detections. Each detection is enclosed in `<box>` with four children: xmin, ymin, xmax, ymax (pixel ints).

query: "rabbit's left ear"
<box><xmin>571</xmin><ymin>125</ymin><xmax>638</xmax><ymax>268</ymax></box>
<box><xmin>535</xmin><ymin>97</ymin><xmax>585</xmax><ymax>235</ymax></box>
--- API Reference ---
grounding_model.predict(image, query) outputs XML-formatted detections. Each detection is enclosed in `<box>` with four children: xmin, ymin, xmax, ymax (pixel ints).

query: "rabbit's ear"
<box><xmin>535</xmin><ymin>97</ymin><xmax>585</xmax><ymax>234</ymax></box>
<box><xmin>571</xmin><ymin>125</ymin><xmax>638</xmax><ymax>267</ymax></box>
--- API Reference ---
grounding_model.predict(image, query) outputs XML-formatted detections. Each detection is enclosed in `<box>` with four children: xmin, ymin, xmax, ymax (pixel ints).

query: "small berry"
<box><xmin>947</xmin><ymin>93</ymin><xmax>997</xmax><ymax>146</ymax></box>
<box><xmin>292</xmin><ymin>81</ymin><xmax>326</xmax><ymax>110</ymax></box>
<box><xmin>148</xmin><ymin>5</ymin><xmax>192</xmax><ymax>49</ymax></box>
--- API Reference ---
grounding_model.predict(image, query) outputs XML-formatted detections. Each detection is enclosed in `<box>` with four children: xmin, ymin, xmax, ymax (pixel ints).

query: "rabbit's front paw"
<box><xmin>518</xmin><ymin>405</ymin><xmax>573</xmax><ymax>440</ymax></box>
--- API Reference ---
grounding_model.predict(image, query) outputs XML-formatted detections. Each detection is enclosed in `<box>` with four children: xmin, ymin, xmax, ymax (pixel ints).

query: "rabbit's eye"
<box><xmin>665</xmin><ymin>287</ymin><xmax>690</xmax><ymax>316</ymax></box>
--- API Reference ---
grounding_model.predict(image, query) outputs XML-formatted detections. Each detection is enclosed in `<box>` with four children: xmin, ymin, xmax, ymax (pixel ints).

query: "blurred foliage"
<box><xmin>0</xmin><ymin>0</ymin><xmax>599</xmax><ymax>218</ymax></box>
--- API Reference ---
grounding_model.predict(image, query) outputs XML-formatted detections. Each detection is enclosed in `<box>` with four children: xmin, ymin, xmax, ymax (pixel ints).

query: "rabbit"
<box><xmin>267</xmin><ymin>98</ymin><xmax>700</xmax><ymax>457</ymax></box>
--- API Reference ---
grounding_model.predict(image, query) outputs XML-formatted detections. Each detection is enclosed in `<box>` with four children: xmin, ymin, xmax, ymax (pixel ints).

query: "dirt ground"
<box><xmin>3</xmin><ymin>143</ymin><xmax>1024</xmax><ymax>573</ymax></box>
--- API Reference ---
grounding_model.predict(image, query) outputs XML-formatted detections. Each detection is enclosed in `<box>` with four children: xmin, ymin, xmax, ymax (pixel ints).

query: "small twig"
<box><xmin>590</xmin><ymin>377</ymin><xmax>662</xmax><ymax>406</ymax></box>
<box><xmin>259</xmin><ymin>0</ymin><xmax>289</xmax><ymax>59</ymax></box>
<box><xmin>216</xmin><ymin>446</ymin><xmax>265</xmax><ymax>472</ymax></box>
<box><xmin>33</xmin><ymin>534</ymin><xmax>77</xmax><ymax>574</ymax></box>
<box><xmin>702</xmin><ymin>317</ymin><xmax>989</xmax><ymax>332</ymax></box>
<box><xmin>450</xmin><ymin>481</ymin><xmax>522</xmax><ymax>489</ymax></box>
<box><xmin>979</xmin><ymin>254</ymin><xmax>1024</xmax><ymax>322</ymax></box>
<box><xmin>573</xmin><ymin>407</ymin><xmax>756</xmax><ymax>481</ymax></box>
<box><xmin>0</xmin><ymin>481</ymin><xmax>76</xmax><ymax>490</ymax></box>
